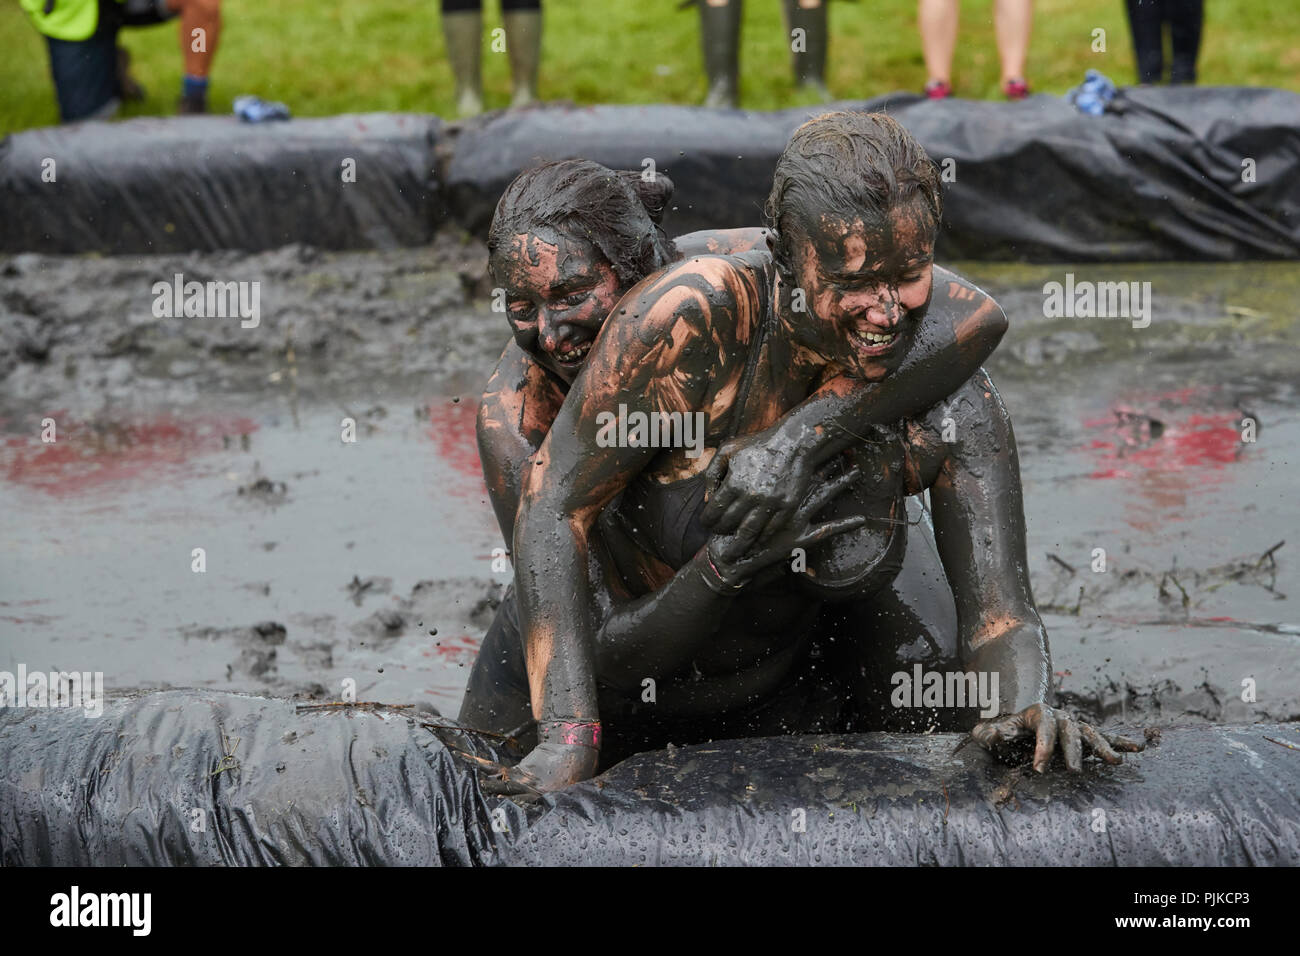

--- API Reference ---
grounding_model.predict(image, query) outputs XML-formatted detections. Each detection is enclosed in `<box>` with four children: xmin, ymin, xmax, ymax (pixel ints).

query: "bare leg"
<box><xmin>993</xmin><ymin>0</ymin><xmax>1032</xmax><ymax>84</ymax></box>
<box><xmin>918</xmin><ymin>0</ymin><xmax>959</xmax><ymax>86</ymax></box>
<box><xmin>167</xmin><ymin>0</ymin><xmax>221</xmax><ymax>78</ymax></box>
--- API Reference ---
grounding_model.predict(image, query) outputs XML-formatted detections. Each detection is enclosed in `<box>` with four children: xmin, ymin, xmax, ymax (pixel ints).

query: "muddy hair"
<box><xmin>764</xmin><ymin>111</ymin><xmax>943</xmax><ymax>281</ymax></box>
<box><xmin>487</xmin><ymin>159</ymin><xmax>681</xmax><ymax>288</ymax></box>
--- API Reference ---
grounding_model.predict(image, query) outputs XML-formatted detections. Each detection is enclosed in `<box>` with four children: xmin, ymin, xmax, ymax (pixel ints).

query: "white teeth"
<box><xmin>851</xmin><ymin>330</ymin><xmax>896</xmax><ymax>346</ymax></box>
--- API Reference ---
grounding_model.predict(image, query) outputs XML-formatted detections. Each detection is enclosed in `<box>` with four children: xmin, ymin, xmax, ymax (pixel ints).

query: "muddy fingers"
<box><xmin>801</xmin><ymin>463</ymin><xmax>863</xmax><ymax>515</ymax></box>
<box><xmin>1078</xmin><ymin>722</ymin><xmax>1124</xmax><ymax>765</ymax></box>
<box><xmin>797</xmin><ymin>514</ymin><xmax>868</xmax><ymax>548</ymax></box>
<box><xmin>1058</xmin><ymin>714</ymin><xmax>1084</xmax><ymax>772</ymax></box>
<box><xmin>1102</xmin><ymin>732</ymin><xmax>1146</xmax><ymax>753</ymax></box>
<box><xmin>1032</xmin><ymin>705</ymin><xmax>1059</xmax><ymax>773</ymax></box>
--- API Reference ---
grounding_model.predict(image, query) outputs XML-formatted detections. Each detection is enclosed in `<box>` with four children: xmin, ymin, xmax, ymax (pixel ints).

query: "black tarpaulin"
<box><xmin>0</xmin><ymin>113</ymin><xmax>442</xmax><ymax>254</ymax></box>
<box><xmin>3</xmin><ymin>690</ymin><xmax>1297</xmax><ymax>866</ymax></box>
<box><xmin>1</xmin><ymin>88</ymin><xmax>1297</xmax><ymax>260</ymax></box>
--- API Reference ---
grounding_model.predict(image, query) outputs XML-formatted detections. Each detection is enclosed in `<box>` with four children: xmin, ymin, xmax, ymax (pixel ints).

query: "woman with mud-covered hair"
<box><xmin>462</xmin><ymin>150</ymin><xmax>1020</xmax><ymax>787</ymax></box>
<box><xmin>492</xmin><ymin>113</ymin><xmax>1143</xmax><ymax>792</ymax></box>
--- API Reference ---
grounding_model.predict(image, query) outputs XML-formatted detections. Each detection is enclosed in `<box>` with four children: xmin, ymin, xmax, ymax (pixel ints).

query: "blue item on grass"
<box><xmin>1067</xmin><ymin>70</ymin><xmax>1118</xmax><ymax>116</ymax></box>
<box><xmin>234</xmin><ymin>95</ymin><xmax>291</xmax><ymax>123</ymax></box>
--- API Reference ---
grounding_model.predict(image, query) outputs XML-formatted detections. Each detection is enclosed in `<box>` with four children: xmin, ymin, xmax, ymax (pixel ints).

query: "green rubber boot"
<box><xmin>699</xmin><ymin>0</ymin><xmax>741</xmax><ymax>108</ymax></box>
<box><xmin>441</xmin><ymin>10</ymin><xmax>483</xmax><ymax>118</ymax></box>
<box><xmin>503</xmin><ymin>9</ymin><xmax>541</xmax><ymax>108</ymax></box>
<box><xmin>784</xmin><ymin>0</ymin><xmax>830</xmax><ymax>101</ymax></box>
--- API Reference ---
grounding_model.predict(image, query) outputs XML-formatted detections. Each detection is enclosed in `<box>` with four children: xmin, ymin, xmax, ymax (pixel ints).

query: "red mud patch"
<box><xmin>0</xmin><ymin>413</ymin><xmax>257</xmax><ymax>496</ymax></box>
<box><xmin>424</xmin><ymin>398</ymin><xmax>487</xmax><ymax>500</ymax></box>
<box><xmin>1082</xmin><ymin>386</ymin><xmax>1247</xmax><ymax>482</ymax></box>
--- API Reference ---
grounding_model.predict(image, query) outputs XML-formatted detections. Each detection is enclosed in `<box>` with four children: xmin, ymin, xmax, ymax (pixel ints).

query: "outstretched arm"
<box><xmin>702</xmin><ymin>269</ymin><xmax>1007</xmax><ymax>544</ymax></box>
<box><xmin>508</xmin><ymin>266</ymin><xmax>729</xmax><ymax>791</ymax></box>
<box><xmin>920</xmin><ymin>370</ymin><xmax>1142</xmax><ymax>771</ymax></box>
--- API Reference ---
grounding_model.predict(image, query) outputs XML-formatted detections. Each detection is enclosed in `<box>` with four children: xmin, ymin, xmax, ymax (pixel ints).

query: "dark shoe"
<box><xmin>923</xmin><ymin>78</ymin><xmax>953</xmax><ymax>99</ymax></box>
<box><xmin>1003</xmin><ymin>78</ymin><xmax>1030</xmax><ymax>100</ymax></box>
<box><xmin>178</xmin><ymin>93</ymin><xmax>208</xmax><ymax>115</ymax></box>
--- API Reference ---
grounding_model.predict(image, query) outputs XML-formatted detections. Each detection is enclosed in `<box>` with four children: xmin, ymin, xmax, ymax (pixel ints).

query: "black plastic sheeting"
<box><xmin>0</xmin><ymin>114</ymin><xmax>441</xmax><ymax>254</ymax></box>
<box><xmin>3</xmin><ymin>690</ymin><xmax>1298</xmax><ymax>865</ymax></box>
<box><xmin>2</xmin><ymin>88</ymin><xmax>1298</xmax><ymax>260</ymax></box>
<box><xmin>441</xmin><ymin>88</ymin><xmax>1300</xmax><ymax>262</ymax></box>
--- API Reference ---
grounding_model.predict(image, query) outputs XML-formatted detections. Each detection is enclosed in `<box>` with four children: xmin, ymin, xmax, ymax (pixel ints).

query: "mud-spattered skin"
<box><xmin>501</xmin><ymin>201</ymin><xmax>1141</xmax><ymax>790</ymax></box>
<box><xmin>477</xmin><ymin>227</ymin><xmax>771</xmax><ymax>542</ymax></box>
<box><xmin>473</xmin><ymin>225</ymin><xmax>1000</xmax><ymax>703</ymax></box>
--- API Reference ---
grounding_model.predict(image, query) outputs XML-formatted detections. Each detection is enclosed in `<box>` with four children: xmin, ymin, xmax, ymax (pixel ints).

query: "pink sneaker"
<box><xmin>924</xmin><ymin>79</ymin><xmax>953</xmax><ymax>100</ymax></box>
<box><xmin>1003</xmin><ymin>78</ymin><xmax>1030</xmax><ymax>100</ymax></box>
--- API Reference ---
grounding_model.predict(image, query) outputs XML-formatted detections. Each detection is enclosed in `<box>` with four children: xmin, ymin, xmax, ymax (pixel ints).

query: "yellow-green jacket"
<box><xmin>21</xmin><ymin>0</ymin><xmax>107</xmax><ymax>42</ymax></box>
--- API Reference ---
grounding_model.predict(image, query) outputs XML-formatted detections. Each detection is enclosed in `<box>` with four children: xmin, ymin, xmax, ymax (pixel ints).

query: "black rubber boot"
<box><xmin>784</xmin><ymin>0</ymin><xmax>830</xmax><ymax>101</ymax></box>
<box><xmin>699</xmin><ymin>0</ymin><xmax>741</xmax><ymax>108</ymax></box>
<box><xmin>1168</xmin><ymin>0</ymin><xmax>1203</xmax><ymax>84</ymax></box>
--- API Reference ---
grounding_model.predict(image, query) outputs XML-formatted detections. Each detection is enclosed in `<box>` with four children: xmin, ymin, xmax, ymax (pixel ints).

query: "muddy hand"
<box><xmin>701</xmin><ymin>424</ymin><xmax>817</xmax><ymax>553</ymax></box>
<box><xmin>972</xmin><ymin>703</ymin><xmax>1144</xmax><ymax>772</ymax></box>
<box><xmin>479</xmin><ymin>741</ymin><xmax>598</xmax><ymax>795</ymax></box>
<box><xmin>709</xmin><ymin>462</ymin><xmax>867</xmax><ymax>581</ymax></box>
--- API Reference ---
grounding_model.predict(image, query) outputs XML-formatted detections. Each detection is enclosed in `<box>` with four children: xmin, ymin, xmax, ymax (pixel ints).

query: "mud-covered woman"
<box><xmin>496</xmin><ymin>113</ymin><xmax>1142</xmax><ymax>792</ymax></box>
<box><xmin>461</xmin><ymin>153</ymin><xmax>1012</xmax><ymax>776</ymax></box>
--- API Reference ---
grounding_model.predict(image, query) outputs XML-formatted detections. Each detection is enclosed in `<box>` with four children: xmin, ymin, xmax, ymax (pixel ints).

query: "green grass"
<box><xmin>2</xmin><ymin>0</ymin><xmax>1296</xmax><ymax>134</ymax></box>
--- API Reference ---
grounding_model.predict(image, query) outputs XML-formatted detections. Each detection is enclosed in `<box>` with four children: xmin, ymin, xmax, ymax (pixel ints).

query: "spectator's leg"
<box><xmin>1167</xmin><ymin>0</ymin><xmax>1203</xmax><ymax>84</ymax></box>
<box><xmin>441</xmin><ymin>0</ymin><xmax>484</xmax><ymax>117</ymax></box>
<box><xmin>699</xmin><ymin>0</ymin><xmax>741</xmax><ymax>108</ymax></box>
<box><xmin>783</xmin><ymin>0</ymin><xmax>829</xmax><ymax>101</ymax></box>
<box><xmin>918</xmin><ymin>0</ymin><xmax>958</xmax><ymax>94</ymax></box>
<box><xmin>1124</xmin><ymin>0</ymin><xmax>1166</xmax><ymax>83</ymax></box>
<box><xmin>162</xmin><ymin>0</ymin><xmax>220</xmax><ymax>113</ymax></box>
<box><xmin>502</xmin><ymin>0</ymin><xmax>541</xmax><ymax>108</ymax></box>
<box><xmin>993</xmin><ymin>0</ymin><xmax>1032</xmax><ymax>96</ymax></box>
<box><xmin>46</xmin><ymin>27</ymin><xmax>121</xmax><ymax>123</ymax></box>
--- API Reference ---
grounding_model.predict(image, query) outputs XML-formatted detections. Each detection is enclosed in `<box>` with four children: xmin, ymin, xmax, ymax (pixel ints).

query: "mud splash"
<box><xmin>1</xmin><ymin>243</ymin><xmax>1296</xmax><ymax>725</ymax></box>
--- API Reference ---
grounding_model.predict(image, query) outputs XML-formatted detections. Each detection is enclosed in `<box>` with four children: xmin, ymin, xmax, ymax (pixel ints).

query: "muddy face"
<box><xmin>492</xmin><ymin>231</ymin><xmax>624</xmax><ymax>385</ymax></box>
<box><xmin>786</xmin><ymin>204</ymin><xmax>935</xmax><ymax>382</ymax></box>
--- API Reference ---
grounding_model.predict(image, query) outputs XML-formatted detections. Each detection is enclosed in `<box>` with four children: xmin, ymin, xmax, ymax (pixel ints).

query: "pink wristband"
<box><xmin>539</xmin><ymin>719</ymin><xmax>601</xmax><ymax>749</ymax></box>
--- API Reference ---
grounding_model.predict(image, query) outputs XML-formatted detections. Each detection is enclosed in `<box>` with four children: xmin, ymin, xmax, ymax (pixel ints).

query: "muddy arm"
<box><xmin>476</xmin><ymin>338</ymin><xmax>766</xmax><ymax>697</ymax></box>
<box><xmin>512</xmin><ymin>269</ymin><xmax>719</xmax><ymax>786</ymax></box>
<box><xmin>770</xmin><ymin>270</ymin><xmax>1003</xmax><ymax>466</ymax></box>
<box><xmin>923</xmin><ymin>369</ymin><xmax>1052</xmax><ymax>716</ymax></box>
<box><xmin>476</xmin><ymin>340</ymin><xmax>565</xmax><ymax>546</ymax></box>
<box><xmin>702</xmin><ymin>269</ymin><xmax>1006</xmax><ymax>539</ymax></box>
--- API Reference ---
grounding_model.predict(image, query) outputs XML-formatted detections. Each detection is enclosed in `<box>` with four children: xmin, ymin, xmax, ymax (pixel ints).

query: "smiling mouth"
<box><xmin>553</xmin><ymin>341</ymin><xmax>593</xmax><ymax>366</ymax></box>
<box><xmin>849</xmin><ymin>328</ymin><xmax>899</xmax><ymax>354</ymax></box>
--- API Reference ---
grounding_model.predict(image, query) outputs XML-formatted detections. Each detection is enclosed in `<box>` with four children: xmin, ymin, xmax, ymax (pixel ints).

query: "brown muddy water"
<box><xmin>2</xmin><ymin>240</ymin><xmax>1297</xmax><ymax>726</ymax></box>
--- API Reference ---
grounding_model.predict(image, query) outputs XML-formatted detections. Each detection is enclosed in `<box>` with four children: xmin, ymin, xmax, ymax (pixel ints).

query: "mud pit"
<box><xmin>2</xmin><ymin>238</ymin><xmax>1297</xmax><ymax>728</ymax></box>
